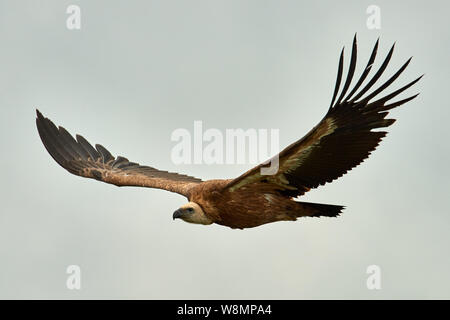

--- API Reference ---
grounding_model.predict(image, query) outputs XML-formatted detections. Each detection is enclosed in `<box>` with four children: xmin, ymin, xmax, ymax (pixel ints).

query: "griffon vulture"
<box><xmin>36</xmin><ymin>36</ymin><xmax>421</xmax><ymax>229</ymax></box>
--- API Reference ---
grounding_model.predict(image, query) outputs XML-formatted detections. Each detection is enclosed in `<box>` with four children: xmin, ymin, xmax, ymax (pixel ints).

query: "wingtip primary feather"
<box><xmin>360</xmin><ymin>55</ymin><xmax>414</xmax><ymax>105</ymax></box>
<box><xmin>350</xmin><ymin>41</ymin><xmax>395</xmax><ymax>103</ymax></box>
<box><xmin>343</xmin><ymin>37</ymin><xmax>380</xmax><ymax>102</ymax></box>
<box><xmin>335</xmin><ymin>36</ymin><xmax>358</xmax><ymax>107</ymax></box>
<box><xmin>95</xmin><ymin>144</ymin><xmax>114</xmax><ymax>162</ymax></box>
<box><xmin>329</xmin><ymin>46</ymin><xmax>345</xmax><ymax>109</ymax></box>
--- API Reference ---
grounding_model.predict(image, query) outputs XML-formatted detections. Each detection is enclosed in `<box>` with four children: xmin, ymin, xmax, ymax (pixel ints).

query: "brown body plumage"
<box><xmin>186</xmin><ymin>180</ymin><xmax>342</xmax><ymax>229</ymax></box>
<box><xmin>36</xmin><ymin>36</ymin><xmax>421</xmax><ymax>229</ymax></box>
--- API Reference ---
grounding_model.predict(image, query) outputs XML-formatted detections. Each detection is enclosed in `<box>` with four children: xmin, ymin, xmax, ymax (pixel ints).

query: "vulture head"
<box><xmin>173</xmin><ymin>202</ymin><xmax>212</xmax><ymax>225</ymax></box>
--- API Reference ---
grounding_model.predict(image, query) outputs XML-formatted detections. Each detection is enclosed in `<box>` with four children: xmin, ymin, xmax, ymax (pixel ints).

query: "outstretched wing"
<box><xmin>36</xmin><ymin>110</ymin><xmax>202</xmax><ymax>197</ymax></box>
<box><xmin>225</xmin><ymin>35</ymin><xmax>422</xmax><ymax>197</ymax></box>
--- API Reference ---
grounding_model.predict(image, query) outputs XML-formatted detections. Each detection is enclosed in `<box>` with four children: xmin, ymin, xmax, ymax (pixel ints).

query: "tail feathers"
<box><xmin>296</xmin><ymin>201</ymin><xmax>345</xmax><ymax>218</ymax></box>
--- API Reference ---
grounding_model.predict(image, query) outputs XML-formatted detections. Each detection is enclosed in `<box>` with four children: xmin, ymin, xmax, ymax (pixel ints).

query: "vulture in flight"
<box><xmin>36</xmin><ymin>36</ymin><xmax>421</xmax><ymax>229</ymax></box>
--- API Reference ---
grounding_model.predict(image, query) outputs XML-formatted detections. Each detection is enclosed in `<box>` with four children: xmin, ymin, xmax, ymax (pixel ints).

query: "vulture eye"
<box><xmin>187</xmin><ymin>207</ymin><xmax>194</xmax><ymax>212</ymax></box>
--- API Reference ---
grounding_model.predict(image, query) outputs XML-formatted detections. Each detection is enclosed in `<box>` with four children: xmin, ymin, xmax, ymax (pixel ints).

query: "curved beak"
<box><xmin>173</xmin><ymin>209</ymin><xmax>183</xmax><ymax>220</ymax></box>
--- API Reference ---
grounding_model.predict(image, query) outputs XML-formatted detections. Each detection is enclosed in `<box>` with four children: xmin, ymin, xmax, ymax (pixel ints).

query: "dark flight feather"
<box><xmin>36</xmin><ymin>110</ymin><xmax>202</xmax><ymax>197</ymax></box>
<box><xmin>224</xmin><ymin>36</ymin><xmax>421</xmax><ymax>197</ymax></box>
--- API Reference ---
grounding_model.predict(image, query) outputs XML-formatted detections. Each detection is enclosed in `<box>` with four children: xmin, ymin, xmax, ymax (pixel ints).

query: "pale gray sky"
<box><xmin>0</xmin><ymin>0</ymin><xmax>449</xmax><ymax>299</ymax></box>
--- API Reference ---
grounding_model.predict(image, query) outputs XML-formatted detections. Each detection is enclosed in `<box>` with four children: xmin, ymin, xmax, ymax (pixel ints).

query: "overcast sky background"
<box><xmin>0</xmin><ymin>0</ymin><xmax>449</xmax><ymax>299</ymax></box>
